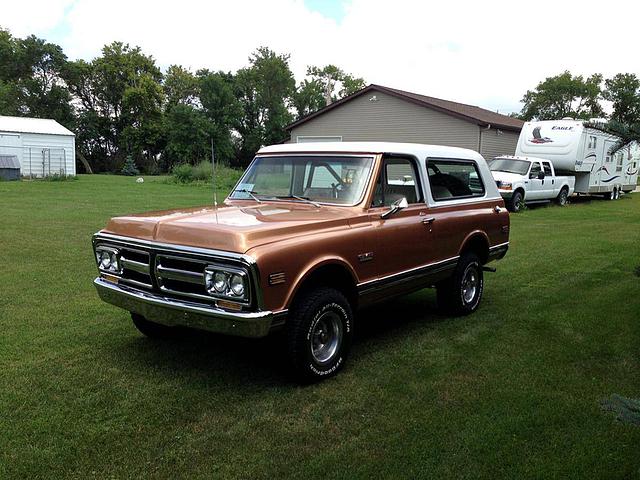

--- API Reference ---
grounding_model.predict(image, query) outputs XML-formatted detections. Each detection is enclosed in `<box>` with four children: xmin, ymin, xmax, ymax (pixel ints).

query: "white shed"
<box><xmin>0</xmin><ymin>116</ymin><xmax>76</xmax><ymax>177</ymax></box>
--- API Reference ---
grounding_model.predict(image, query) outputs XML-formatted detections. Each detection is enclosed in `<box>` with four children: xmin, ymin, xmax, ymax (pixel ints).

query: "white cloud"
<box><xmin>2</xmin><ymin>0</ymin><xmax>640</xmax><ymax>113</ymax></box>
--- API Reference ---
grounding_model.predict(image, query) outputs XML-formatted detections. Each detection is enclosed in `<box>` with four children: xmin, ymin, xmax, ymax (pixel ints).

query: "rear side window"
<box><xmin>427</xmin><ymin>159</ymin><xmax>485</xmax><ymax>201</ymax></box>
<box><xmin>542</xmin><ymin>162</ymin><xmax>552</xmax><ymax>176</ymax></box>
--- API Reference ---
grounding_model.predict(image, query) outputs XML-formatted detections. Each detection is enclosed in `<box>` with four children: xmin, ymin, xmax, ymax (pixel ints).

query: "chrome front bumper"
<box><xmin>94</xmin><ymin>277</ymin><xmax>284</xmax><ymax>338</ymax></box>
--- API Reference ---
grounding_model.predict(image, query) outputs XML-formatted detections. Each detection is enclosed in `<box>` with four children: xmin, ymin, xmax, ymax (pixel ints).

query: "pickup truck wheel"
<box><xmin>286</xmin><ymin>287</ymin><xmax>353</xmax><ymax>382</ymax></box>
<box><xmin>131</xmin><ymin>313</ymin><xmax>175</xmax><ymax>339</ymax></box>
<box><xmin>437</xmin><ymin>252</ymin><xmax>484</xmax><ymax>316</ymax></box>
<box><xmin>507</xmin><ymin>191</ymin><xmax>523</xmax><ymax>212</ymax></box>
<box><xmin>556</xmin><ymin>188</ymin><xmax>569</xmax><ymax>206</ymax></box>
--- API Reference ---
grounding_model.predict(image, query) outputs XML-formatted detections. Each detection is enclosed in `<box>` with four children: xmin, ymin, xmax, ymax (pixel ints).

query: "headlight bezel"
<box><xmin>204</xmin><ymin>264</ymin><xmax>250</xmax><ymax>304</ymax></box>
<box><xmin>95</xmin><ymin>245</ymin><xmax>122</xmax><ymax>274</ymax></box>
<box><xmin>497</xmin><ymin>181</ymin><xmax>513</xmax><ymax>191</ymax></box>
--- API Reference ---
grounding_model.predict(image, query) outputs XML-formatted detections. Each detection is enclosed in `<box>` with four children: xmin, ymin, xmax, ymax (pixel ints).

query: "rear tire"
<box><xmin>556</xmin><ymin>187</ymin><xmax>569</xmax><ymax>206</ymax></box>
<box><xmin>286</xmin><ymin>287</ymin><xmax>353</xmax><ymax>382</ymax></box>
<box><xmin>507</xmin><ymin>191</ymin><xmax>523</xmax><ymax>212</ymax></box>
<box><xmin>131</xmin><ymin>313</ymin><xmax>176</xmax><ymax>339</ymax></box>
<box><xmin>437</xmin><ymin>252</ymin><xmax>484</xmax><ymax>316</ymax></box>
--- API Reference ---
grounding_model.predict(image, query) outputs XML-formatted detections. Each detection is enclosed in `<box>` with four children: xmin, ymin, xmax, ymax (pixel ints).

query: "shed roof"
<box><xmin>0</xmin><ymin>116</ymin><xmax>74</xmax><ymax>136</ymax></box>
<box><xmin>286</xmin><ymin>84</ymin><xmax>524</xmax><ymax>132</ymax></box>
<box><xmin>0</xmin><ymin>155</ymin><xmax>21</xmax><ymax>168</ymax></box>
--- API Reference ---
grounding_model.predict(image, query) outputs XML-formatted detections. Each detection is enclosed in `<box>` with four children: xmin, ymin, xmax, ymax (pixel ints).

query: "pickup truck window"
<box><xmin>372</xmin><ymin>157</ymin><xmax>423</xmax><ymax>207</ymax></box>
<box><xmin>529</xmin><ymin>162</ymin><xmax>542</xmax><ymax>178</ymax></box>
<box><xmin>489</xmin><ymin>158</ymin><xmax>530</xmax><ymax>175</ymax></box>
<box><xmin>230</xmin><ymin>155</ymin><xmax>373</xmax><ymax>205</ymax></box>
<box><xmin>427</xmin><ymin>159</ymin><xmax>485</xmax><ymax>201</ymax></box>
<box><xmin>542</xmin><ymin>162</ymin><xmax>552</xmax><ymax>176</ymax></box>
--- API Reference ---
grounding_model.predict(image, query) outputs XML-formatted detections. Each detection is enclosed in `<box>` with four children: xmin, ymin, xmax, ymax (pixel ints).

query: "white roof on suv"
<box><xmin>0</xmin><ymin>115</ymin><xmax>74</xmax><ymax>136</ymax></box>
<box><xmin>259</xmin><ymin>142</ymin><xmax>482</xmax><ymax>161</ymax></box>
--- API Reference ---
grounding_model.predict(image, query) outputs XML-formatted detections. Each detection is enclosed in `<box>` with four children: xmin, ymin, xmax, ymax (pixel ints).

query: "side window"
<box><xmin>427</xmin><ymin>159</ymin><xmax>485</xmax><ymax>201</ymax></box>
<box><xmin>616</xmin><ymin>152</ymin><xmax>624</xmax><ymax>172</ymax></box>
<box><xmin>542</xmin><ymin>162</ymin><xmax>552</xmax><ymax>176</ymax></box>
<box><xmin>529</xmin><ymin>162</ymin><xmax>542</xmax><ymax>178</ymax></box>
<box><xmin>371</xmin><ymin>157</ymin><xmax>423</xmax><ymax>207</ymax></box>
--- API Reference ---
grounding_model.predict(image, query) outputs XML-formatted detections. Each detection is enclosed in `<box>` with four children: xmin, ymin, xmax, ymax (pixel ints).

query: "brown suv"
<box><xmin>93</xmin><ymin>142</ymin><xmax>509</xmax><ymax>381</ymax></box>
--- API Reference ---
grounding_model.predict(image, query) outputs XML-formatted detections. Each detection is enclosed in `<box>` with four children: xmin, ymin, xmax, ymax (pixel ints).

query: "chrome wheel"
<box><xmin>461</xmin><ymin>266</ymin><xmax>479</xmax><ymax>304</ymax></box>
<box><xmin>310</xmin><ymin>311</ymin><xmax>343</xmax><ymax>364</ymax></box>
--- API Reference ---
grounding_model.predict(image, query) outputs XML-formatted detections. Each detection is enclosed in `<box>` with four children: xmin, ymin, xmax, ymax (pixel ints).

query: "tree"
<box><xmin>233</xmin><ymin>47</ymin><xmax>295</xmax><ymax>165</ymax></box>
<box><xmin>520</xmin><ymin>71</ymin><xmax>604</xmax><ymax>121</ymax></box>
<box><xmin>164</xmin><ymin>65</ymin><xmax>199</xmax><ymax>107</ymax></box>
<box><xmin>164</xmin><ymin>104</ymin><xmax>211</xmax><ymax>166</ymax></box>
<box><xmin>0</xmin><ymin>29</ymin><xmax>73</xmax><ymax>126</ymax></box>
<box><xmin>305</xmin><ymin>64</ymin><xmax>365</xmax><ymax>107</ymax></box>
<box><xmin>603</xmin><ymin>73</ymin><xmax>640</xmax><ymax>125</ymax></box>
<box><xmin>198</xmin><ymin>70</ymin><xmax>241</xmax><ymax>165</ymax></box>
<box><xmin>66</xmin><ymin>42</ymin><xmax>164</xmax><ymax>172</ymax></box>
<box><xmin>292</xmin><ymin>79</ymin><xmax>325</xmax><ymax>119</ymax></box>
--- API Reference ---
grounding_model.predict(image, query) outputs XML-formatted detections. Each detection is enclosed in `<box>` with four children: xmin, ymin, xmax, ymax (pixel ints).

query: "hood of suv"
<box><xmin>102</xmin><ymin>200</ymin><xmax>354</xmax><ymax>253</ymax></box>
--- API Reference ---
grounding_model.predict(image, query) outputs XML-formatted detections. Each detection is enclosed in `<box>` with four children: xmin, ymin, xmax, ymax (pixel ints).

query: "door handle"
<box><xmin>422</xmin><ymin>217</ymin><xmax>435</xmax><ymax>225</ymax></box>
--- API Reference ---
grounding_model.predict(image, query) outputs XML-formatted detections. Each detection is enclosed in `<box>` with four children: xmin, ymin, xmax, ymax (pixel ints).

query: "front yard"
<box><xmin>1</xmin><ymin>175</ymin><xmax>639</xmax><ymax>479</ymax></box>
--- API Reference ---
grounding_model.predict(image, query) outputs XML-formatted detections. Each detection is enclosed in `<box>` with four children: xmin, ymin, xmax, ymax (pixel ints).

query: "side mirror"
<box><xmin>381</xmin><ymin>197</ymin><xmax>408</xmax><ymax>219</ymax></box>
<box><xmin>538</xmin><ymin>171</ymin><xmax>545</xmax><ymax>180</ymax></box>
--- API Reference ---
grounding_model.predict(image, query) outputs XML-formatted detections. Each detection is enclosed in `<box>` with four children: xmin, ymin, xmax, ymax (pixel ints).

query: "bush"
<box><xmin>171</xmin><ymin>163</ymin><xmax>194</xmax><ymax>183</ymax></box>
<box><xmin>42</xmin><ymin>173</ymin><xmax>78</xmax><ymax>182</ymax></box>
<box><xmin>192</xmin><ymin>161</ymin><xmax>213</xmax><ymax>182</ymax></box>
<box><xmin>121</xmin><ymin>156</ymin><xmax>140</xmax><ymax>176</ymax></box>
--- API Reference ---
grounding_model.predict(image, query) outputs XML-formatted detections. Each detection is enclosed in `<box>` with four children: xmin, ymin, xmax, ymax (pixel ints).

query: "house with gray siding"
<box><xmin>286</xmin><ymin>84</ymin><xmax>523</xmax><ymax>161</ymax></box>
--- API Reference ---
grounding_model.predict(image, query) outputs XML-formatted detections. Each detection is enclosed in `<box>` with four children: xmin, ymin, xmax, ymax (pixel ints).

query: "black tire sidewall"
<box><xmin>511</xmin><ymin>192</ymin><xmax>522</xmax><ymax>212</ymax></box>
<box><xmin>288</xmin><ymin>289</ymin><xmax>353</xmax><ymax>381</ymax></box>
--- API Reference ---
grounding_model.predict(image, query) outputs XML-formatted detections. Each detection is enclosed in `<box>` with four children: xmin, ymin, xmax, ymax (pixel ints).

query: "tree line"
<box><xmin>0</xmin><ymin>28</ymin><xmax>364</xmax><ymax>173</ymax></box>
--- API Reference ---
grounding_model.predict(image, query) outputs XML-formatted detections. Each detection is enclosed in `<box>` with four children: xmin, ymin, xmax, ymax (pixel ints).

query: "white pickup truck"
<box><xmin>489</xmin><ymin>156</ymin><xmax>575</xmax><ymax>212</ymax></box>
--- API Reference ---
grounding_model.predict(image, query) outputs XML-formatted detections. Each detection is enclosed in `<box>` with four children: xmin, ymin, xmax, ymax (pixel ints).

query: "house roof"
<box><xmin>0</xmin><ymin>115</ymin><xmax>74</xmax><ymax>136</ymax></box>
<box><xmin>286</xmin><ymin>84</ymin><xmax>524</xmax><ymax>132</ymax></box>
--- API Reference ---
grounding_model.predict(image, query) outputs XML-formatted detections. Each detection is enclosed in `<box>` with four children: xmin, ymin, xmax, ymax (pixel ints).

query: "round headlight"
<box><xmin>213</xmin><ymin>272</ymin><xmax>228</xmax><ymax>293</ymax></box>
<box><xmin>100</xmin><ymin>251</ymin><xmax>112</xmax><ymax>269</ymax></box>
<box><xmin>229</xmin><ymin>274</ymin><xmax>245</xmax><ymax>296</ymax></box>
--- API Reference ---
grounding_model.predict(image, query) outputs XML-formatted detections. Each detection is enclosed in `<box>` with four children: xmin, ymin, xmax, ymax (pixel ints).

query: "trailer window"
<box><xmin>427</xmin><ymin>159</ymin><xmax>485</xmax><ymax>201</ymax></box>
<box><xmin>616</xmin><ymin>152</ymin><xmax>624</xmax><ymax>172</ymax></box>
<box><xmin>588</xmin><ymin>136</ymin><xmax>597</xmax><ymax>149</ymax></box>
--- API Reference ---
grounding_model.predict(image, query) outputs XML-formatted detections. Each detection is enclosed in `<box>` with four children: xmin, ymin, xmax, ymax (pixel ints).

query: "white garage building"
<box><xmin>0</xmin><ymin>116</ymin><xmax>76</xmax><ymax>177</ymax></box>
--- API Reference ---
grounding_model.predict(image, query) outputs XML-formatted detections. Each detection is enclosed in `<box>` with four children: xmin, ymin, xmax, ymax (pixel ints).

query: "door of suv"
<box><xmin>367</xmin><ymin>156</ymin><xmax>434</xmax><ymax>280</ymax></box>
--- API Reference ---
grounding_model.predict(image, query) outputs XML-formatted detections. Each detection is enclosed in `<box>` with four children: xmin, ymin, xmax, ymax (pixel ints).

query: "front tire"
<box><xmin>437</xmin><ymin>252</ymin><xmax>484</xmax><ymax>316</ymax></box>
<box><xmin>507</xmin><ymin>191</ymin><xmax>523</xmax><ymax>212</ymax></box>
<box><xmin>131</xmin><ymin>313</ymin><xmax>176</xmax><ymax>339</ymax></box>
<box><xmin>286</xmin><ymin>287</ymin><xmax>353</xmax><ymax>382</ymax></box>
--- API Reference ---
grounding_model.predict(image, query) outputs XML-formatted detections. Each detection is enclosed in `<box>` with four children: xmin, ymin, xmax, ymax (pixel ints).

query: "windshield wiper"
<box><xmin>276</xmin><ymin>195</ymin><xmax>321</xmax><ymax>208</ymax></box>
<box><xmin>232</xmin><ymin>188</ymin><xmax>263</xmax><ymax>203</ymax></box>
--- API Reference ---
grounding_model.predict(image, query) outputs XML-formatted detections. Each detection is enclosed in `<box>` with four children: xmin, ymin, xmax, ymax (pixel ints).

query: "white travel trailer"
<box><xmin>515</xmin><ymin>119</ymin><xmax>639</xmax><ymax>199</ymax></box>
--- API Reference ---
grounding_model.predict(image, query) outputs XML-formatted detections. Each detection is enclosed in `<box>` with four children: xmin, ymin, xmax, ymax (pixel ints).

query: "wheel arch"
<box><xmin>457</xmin><ymin>231</ymin><xmax>490</xmax><ymax>265</ymax></box>
<box><xmin>285</xmin><ymin>258</ymin><xmax>359</xmax><ymax>311</ymax></box>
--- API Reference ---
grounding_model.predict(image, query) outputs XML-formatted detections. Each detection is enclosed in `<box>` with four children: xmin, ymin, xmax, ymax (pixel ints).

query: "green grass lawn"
<box><xmin>1</xmin><ymin>175</ymin><xmax>639</xmax><ymax>479</ymax></box>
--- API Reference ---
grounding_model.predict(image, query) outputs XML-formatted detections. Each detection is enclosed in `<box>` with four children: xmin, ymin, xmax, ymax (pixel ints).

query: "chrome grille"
<box><xmin>93</xmin><ymin>235</ymin><xmax>255</xmax><ymax>308</ymax></box>
<box><xmin>155</xmin><ymin>254</ymin><xmax>212</xmax><ymax>302</ymax></box>
<box><xmin>119</xmin><ymin>247</ymin><xmax>152</xmax><ymax>289</ymax></box>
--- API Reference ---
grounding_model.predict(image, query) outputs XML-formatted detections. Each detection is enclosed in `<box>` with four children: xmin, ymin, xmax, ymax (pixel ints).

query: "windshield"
<box><xmin>489</xmin><ymin>158</ymin><xmax>530</xmax><ymax>175</ymax></box>
<box><xmin>229</xmin><ymin>155</ymin><xmax>374</xmax><ymax>205</ymax></box>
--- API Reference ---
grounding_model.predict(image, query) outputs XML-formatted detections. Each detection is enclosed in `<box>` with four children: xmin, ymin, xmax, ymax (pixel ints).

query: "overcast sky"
<box><xmin>3</xmin><ymin>0</ymin><xmax>640</xmax><ymax>115</ymax></box>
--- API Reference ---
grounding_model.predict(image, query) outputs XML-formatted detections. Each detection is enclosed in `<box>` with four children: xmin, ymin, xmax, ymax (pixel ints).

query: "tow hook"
<box><xmin>483</xmin><ymin>266</ymin><xmax>497</xmax><ymax>273</ymax></box>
